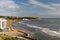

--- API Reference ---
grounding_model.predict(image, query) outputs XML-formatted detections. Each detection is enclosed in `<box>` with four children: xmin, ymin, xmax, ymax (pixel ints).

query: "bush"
<box><xmin>0</xmin><ymin>36</ymin><xmax>14</xmax><ymax>40</ymax></box>
<box><xmin>4</xmin><ymin>37</ymin><xmax>14</xmax><ymax>40</ymax></box>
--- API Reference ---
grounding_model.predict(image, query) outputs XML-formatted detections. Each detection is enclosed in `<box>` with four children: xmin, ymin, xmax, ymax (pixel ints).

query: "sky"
<box><xmin>0</xmin><ymin>0</ymin><xmax>60</xmax><ymax>18</ymax></box>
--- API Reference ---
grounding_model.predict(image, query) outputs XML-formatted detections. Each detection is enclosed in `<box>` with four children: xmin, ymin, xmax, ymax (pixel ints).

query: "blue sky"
<box><xmin>0</xmin><ymin>0</ymin><xmax>60</xmax><ymax>18</ymax></box>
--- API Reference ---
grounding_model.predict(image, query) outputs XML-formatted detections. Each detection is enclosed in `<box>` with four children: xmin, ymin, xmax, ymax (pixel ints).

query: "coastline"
<box><xmin>6</xmin><ymin>19</ymin><xmax>37</xmax><ymax>40</ymax></box>
<box><xmin>7</xmin><ymin>19</ymin><xmax>30</xmax><ymax>36</ymax></box>
<box><xmin>12</xmin><ymin>20</ymin><xmax>30</xmax><ymax>34</ymax></box>
<box><xmin>0</xmin><ymin>19</ymin><xmax>31</xmax><ymax>40</ymax></box>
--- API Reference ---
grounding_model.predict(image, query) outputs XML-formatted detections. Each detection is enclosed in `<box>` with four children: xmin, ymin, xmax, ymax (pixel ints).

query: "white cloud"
<box><xmin>29</xmin><ymin>0</ymin><xmax>55</xmax><ymax>10</ymax></box>
<box><xmin>47</xmin><ymin>9</ymin><xmax>60</xmax><ymax>15</ymax></box>
<box><xmin>29</xmin><ymin>0</ymin><xmax>60</xmax><ymax>17</ymax></box>
<box><xmin>38</xmin><ymin>9</ymin><xmax>60</xmax><ymax>18</ymax></box>
<box><xmin>29</xmin><ymin>0</ymin><xmax>60</xmax><ymax>10</ymax></box>
<box><xmin>50</xmin><ymin>3</ymin><xmax>60</xmax><ymax>10</ymax></box>
<box><xmin>0</xmin><ymin>0</ymin><xmax>20</xmax><ymax>10</ymax></box>
<box><xmin>0</xmin><ymin>0</ymin><xmax>22</xmax><ymax>16</ymax></box>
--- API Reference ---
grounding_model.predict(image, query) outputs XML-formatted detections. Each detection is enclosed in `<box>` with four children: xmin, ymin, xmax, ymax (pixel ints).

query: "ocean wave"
<box><xmin>41</xmin><ymin>28</ymin><xmax>60</xmax><ymax>37</ymax></box>
<box><xmin>18</xmin><ymin>22</ymin><xmax>60</xmax><ymax>37</ymax></box>
<box><xmin>18</xmin><ymin>22</ymin><xmax>43</xmax><ymax>29</ymax></box>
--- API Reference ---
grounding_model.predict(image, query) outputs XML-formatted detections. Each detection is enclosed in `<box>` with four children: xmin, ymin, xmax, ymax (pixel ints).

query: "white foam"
<box><xmin>41</xmin><ymin>29</ymin><xmax>60</xmax><ymax>37</ymax></box>
<box><xmin>18</xmin><ymin>22</ymin><xmax>60</xmax><ymax>37</ymax></box>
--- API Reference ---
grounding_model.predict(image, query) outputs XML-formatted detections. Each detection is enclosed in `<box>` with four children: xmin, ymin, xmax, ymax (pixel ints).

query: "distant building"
<box><xmin>0</xmin><ymin>18</ymin><xmax>7</xmax><ymax>30</ymax></box>
<box><xmin>23</xmin><ymin>19</ymin><xmax>29</xmax><ymax>20</ymax></box>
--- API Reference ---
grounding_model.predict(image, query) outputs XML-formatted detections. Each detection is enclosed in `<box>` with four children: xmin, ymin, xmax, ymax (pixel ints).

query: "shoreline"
<box><xmin>8</xmin><ymin>19</ymin><xmax>36</xmax><ymax>40</ymax></box>
<box><xmin>12</xmin><ymin>20</ymin><xmax>31</xmax><ymax>34</ymax></box>
<box><xmin>7</xmin><ymin>19</ymin><xmax>30</xmax><ymax>35</ymax></box>
<box><xmin>0</xmin><ymin>19</ymin><xmax>37</xmax><ymax>40</ymax></box>
<box><xmin>18</xmin><ymin>21</ymin><xmax>60</xmax><ymax>38</ymax></box>
<box><xmin>0</xmin><ymin>19</ymin><xmax>32</xmax><ymax>40</ymax></box>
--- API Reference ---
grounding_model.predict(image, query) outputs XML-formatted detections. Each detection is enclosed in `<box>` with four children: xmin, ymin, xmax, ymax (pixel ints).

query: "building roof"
<box><xmin>0</xmin><ymin>18</ymin><xmax>7</xmax><ymax>21</ymax></box>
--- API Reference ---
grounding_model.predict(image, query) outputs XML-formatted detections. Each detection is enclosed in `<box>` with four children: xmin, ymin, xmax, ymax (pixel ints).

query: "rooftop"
<box><xmin>0</xmin><ymin>18</ymin><xmax>7</xmax><ymax>21</ymax></box>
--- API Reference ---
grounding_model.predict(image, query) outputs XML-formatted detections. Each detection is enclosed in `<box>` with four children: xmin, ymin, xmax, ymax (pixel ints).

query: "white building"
<box><xmin>0</xmin><ymin>18</ymin><xmax>7</xmax><ymax>30</ymax></box>
<box><xmin>23</xmin><ymin>19</ymin><xmax>29</xmax><ymax>20</ymax></box>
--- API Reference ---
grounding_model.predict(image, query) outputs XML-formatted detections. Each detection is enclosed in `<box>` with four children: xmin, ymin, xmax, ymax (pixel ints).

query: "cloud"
<box><xmin>0</xmin><ymin>0</ymin><xmax>60</xmax><ymax>17</ymax></box>
<box><xmin>28</xmin><ymin>0</ymin><xmax>60</xmax><ymax>18</ymax></box>
<box><xmin>0</xmin><ymin>0</ymin><xmax>22</xmax><ymax>16</ymax></box>
<box><xmin>38</xmin><ymin>9</ymin><xmax>60</xmax><ymax>18</ymax></box>
<box><xmin>47</xmin><ymin>9</ymin><xmax>60</xmax><ymax>15</ymax></box>
<box><xmin>29</xmin><ymin>0</ymin><xmax>60</xmax><ymax>10</ymax></box>
<box><xmin>29</xmin><ymin>0</ymin><xmax>55</xmax><ymax>10</ymax></box>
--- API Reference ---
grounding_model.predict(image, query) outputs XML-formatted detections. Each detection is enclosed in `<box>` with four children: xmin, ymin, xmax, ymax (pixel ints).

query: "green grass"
<box><xmin>0</xmin><ymin>36</ymin><xmax>14</xmax><ymax>40</ymax></box>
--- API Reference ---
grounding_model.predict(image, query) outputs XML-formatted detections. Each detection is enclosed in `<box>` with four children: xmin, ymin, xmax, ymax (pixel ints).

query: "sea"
<box><xmin>14</xmin><ymin>18</ymin><xmax>60</xmax><ymax>40</ymax></box>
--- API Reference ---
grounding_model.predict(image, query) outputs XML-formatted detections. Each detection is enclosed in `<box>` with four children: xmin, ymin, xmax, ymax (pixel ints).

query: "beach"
<box><xmin>0</xmin><ymin>19</ymin><xmax>33</xmax><ymax>40</ymax></box>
